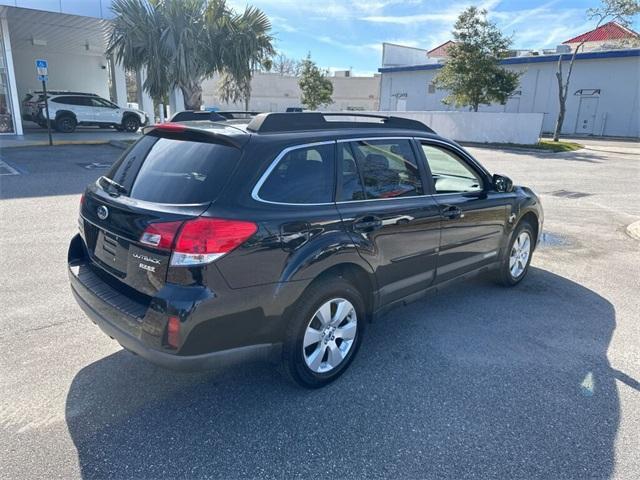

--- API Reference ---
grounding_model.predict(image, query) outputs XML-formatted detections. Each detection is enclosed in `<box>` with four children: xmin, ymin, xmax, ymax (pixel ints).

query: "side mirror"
<box><xmin>492</xmin><ymin>174</ymin><xmax>514</xmax><ymax>193</ymax></box>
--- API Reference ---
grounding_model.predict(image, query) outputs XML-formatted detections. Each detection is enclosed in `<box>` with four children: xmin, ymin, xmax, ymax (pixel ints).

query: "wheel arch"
<box><xmin>305</xmin><ymin>263</ymin><xmax>377</xmax><ymax>321</ymax></box>
<box><xmin>55</xmin><ymin>110</ymin><xmax>77</xmax><ymax>121</ymax></box>
<box><xmin>519</xmin><ymin>211</ymin><xmax>540</xmax><ymax>247</ymax></box>
<box><xmin>122</xmin><ymin>111</ymin><xmax>141</xmax><ymax>122</ymax></box>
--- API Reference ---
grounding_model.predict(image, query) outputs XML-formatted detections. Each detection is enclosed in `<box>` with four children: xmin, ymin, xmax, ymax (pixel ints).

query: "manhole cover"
<box><xmin>549</xmin><ymin>189</ymin><xmax>592</xmax><ymax>199</ymax></box>
<box><xmin>539</xmin><ymin>232</ymin><xmax>570</xmax><ymax>247</ymax></box>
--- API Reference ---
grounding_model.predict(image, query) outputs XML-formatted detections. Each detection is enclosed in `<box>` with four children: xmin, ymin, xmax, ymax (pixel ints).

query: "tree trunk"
<box><xmin>244</xmin><ymin>95</ymin><xmax>250</xmax><ymax>112</ymax></box>
<box><xmin>553</xmin><ymin>37</ymin><xmax>590</xmax><ymax>141</ymax></box>
<box><xmin>181</xmin><ymin>83</ymin><xmax>203</xmax><ymax>111</ymax></box>
<box><xmin>473</xmin><ymin>103</ymin><xmax>479</xmax><ymax>112</ymax></box>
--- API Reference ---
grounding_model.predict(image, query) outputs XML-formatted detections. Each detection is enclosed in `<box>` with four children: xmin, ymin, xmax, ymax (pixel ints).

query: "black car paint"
<box><xmin>68</xmin><ymin>126</ymin><xmax>543</xmax><ymax>371</ymax></box>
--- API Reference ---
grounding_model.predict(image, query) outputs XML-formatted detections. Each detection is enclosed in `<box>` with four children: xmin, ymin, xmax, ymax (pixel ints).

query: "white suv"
<box><xmin>36</xmin><ymin>94</ymin><xmax>148</xmax><ymax>133</ymax></box>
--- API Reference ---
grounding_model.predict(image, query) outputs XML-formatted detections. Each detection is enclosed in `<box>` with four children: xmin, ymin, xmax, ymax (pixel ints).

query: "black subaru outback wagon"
<box><xmin>68</xmin><ymin>112</ymin><xmax>543</xmax><ymax>388</ymax></box>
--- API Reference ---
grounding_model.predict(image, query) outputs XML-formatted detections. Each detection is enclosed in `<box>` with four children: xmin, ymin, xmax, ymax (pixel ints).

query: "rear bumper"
<box><xmin>69</xmin><ymin>279</ymin><xmax>278</xmax><ymax>371</ymax></box>
<box><xmin>68</xmin><ymin>234</ymin><xmax>287</xmax><ymax>372</ymax></box>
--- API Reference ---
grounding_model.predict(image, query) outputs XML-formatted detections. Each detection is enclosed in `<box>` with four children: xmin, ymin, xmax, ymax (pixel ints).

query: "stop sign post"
<box><xmin>35</xmin><ymin>59</ymin><xmax>53</xmax><ymax>146</ymax></box>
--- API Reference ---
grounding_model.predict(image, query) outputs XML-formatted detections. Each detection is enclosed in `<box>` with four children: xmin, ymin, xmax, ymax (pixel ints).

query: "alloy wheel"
<box><xmin>302</xmin><ymin>298</ymin><xmax>357</xmax><ymax>373</ymax></box>
<box><xmin>509</xmin><ymin>231</ymin><xmax>531</xmax><ymax>278</ymax></box>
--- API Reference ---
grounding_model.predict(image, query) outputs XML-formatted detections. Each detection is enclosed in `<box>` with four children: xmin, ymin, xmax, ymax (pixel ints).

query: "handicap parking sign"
<box><xmin>35</xmin><ymin>59</ymin><xmax>48</xmax><ymax>77</ymax></box>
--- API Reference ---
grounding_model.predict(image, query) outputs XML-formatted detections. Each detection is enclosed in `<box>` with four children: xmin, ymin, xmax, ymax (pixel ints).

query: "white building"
<box><xmin>0</xmin><ymin>1</ymin><xmax>190</xmax><ymax>136</ymax></box>
<box><xmin>202</xmin><ymin>71</ymin><xmax>380</xmax><ymax>112</ymax></box>
<box><xmin>379</xmin><ymin>44</ymin><xmax>640</xmax><ymax>138</ymax></box>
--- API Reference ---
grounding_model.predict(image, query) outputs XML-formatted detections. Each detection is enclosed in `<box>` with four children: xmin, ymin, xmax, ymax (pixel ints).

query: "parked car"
<box><xmin>21</xmin><ymin>91</ymin><xmax>98</xmax><ymax>122</ymax></box>
<box><xmin>68</xmin><ymin>112</ymin><xmax>543</xmax><ymax>388</ymax></box>
<box><xmin>35</xmin><ymin>93</ymin><xmax>148</xmax><ymax>133</ymax></box>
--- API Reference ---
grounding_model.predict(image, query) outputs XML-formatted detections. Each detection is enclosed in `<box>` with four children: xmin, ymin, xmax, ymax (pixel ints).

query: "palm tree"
<box><xmin>215</xmin><ymin>6</ymin><xmax>275</xmax><ymax>110</ymax></box>
<box><xmin>107</xmin><ymin>0</ymin><xmax>274</xmax><ymax>111</ymax></box>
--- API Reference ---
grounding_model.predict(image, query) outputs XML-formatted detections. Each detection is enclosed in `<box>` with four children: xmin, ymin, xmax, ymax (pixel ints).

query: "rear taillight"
<box><xmin>139</xmin><ymin>218</ymin><xmax>257</xmax><ymax>266</ymax></box>
<box><xmin>140</xmin><ymin>221</ymin><xmax>183</xmax><ymax>250</ymax></box>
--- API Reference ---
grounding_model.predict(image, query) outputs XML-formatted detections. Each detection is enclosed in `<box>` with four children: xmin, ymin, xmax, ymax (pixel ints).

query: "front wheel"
<box><xmin>282</xmin><ymin>278</ymin><xmax>365</xmax><ymax>388</ymax></box>
<box><xmin>122</xmin><ymin>115</ymin><xmax>140</xmax><ymax>132</ymax></box>
<box><xmin>55</xmin><ymin>115</ymin><xmax>76</xmax><ymax>133</ymax></box>
<box><xmin>495</xmin><ymin>221</ymin><xmax>535</xmax><ymax>286</ymax></box>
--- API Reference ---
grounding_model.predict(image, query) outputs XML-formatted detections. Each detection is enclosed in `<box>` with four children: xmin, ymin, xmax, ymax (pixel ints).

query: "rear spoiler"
<box><xmin>142</xmin><ymin>123</ymin><xmax>244</xmax><ymax>149</ymax></box>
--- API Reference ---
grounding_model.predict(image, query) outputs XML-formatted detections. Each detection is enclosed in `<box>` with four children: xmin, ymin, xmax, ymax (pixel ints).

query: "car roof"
<box><xmin>149</xmin><ymin>113</ymin><xmax>451</xmax><ymax>148</ymax></box>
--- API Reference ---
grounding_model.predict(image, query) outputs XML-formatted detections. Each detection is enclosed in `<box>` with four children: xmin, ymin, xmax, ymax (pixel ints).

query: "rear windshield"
<box><xmin>105</xmin><ymin>134</ymin><xmax>239</xmax><ymax>204</ymax></box>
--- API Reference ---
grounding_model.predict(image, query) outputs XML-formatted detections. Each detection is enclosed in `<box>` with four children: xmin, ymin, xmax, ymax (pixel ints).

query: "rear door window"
<box><xmin>348</xmin><ymin>139</ymin><xmax>423</xmax><ymax>199</ymax></box>
<box><xmin>257</xmin><ymin>143</ymin><xmax>335</xmax><ymax>204</ymax></box>
<box><xmin>105</xmin><ymin>134</ymin><xmax>240</xmax><ymax>204</ymax></box>
<box><xmin>338</xmin><ymin>143</ymin><xmax>365</xmax><ymax>201</ymax></box>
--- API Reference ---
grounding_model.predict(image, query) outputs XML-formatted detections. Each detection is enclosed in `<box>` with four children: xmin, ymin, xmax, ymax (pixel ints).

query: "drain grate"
<box><xmin>549</xmin><ymin>189</ymin><xmax>592</xmax><ymax>199</ymax></box>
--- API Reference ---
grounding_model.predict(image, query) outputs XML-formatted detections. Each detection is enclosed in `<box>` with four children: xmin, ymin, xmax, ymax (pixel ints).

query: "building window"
<box><xmin>427</xmin><ymin>82</ymin><xmax>436</xmax><ymax>94</ymax></box>
<box><xmin>574</xmin><ymin>89</ymin><xmax>601</xmax><ymax>96</ymax></box>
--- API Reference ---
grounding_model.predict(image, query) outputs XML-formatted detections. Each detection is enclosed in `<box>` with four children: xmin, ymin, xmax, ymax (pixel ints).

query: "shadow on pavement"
<box><xmin>65</xmin><ymin>268</ymin><xmax>621</xmax><ymax>478</ymax></box>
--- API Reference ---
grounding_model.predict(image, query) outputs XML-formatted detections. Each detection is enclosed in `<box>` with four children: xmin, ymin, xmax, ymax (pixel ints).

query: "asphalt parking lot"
<box><xmin>1</xmin><ymin>139</ymin><xmax>638</xmax><ymax>479</ymax></box>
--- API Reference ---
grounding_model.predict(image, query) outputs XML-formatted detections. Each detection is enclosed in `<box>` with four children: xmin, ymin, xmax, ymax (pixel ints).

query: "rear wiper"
<box><xmin>99</xmin><ymin>176</ymin><xmax>127</xmax><ymax>196</ymax></box>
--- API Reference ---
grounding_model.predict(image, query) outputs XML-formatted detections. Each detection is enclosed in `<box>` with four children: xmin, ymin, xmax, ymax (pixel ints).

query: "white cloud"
<box><xmin>362</xmin><ymin>0</ymin><xmax>501</xmax><ymax>25</ymax></box>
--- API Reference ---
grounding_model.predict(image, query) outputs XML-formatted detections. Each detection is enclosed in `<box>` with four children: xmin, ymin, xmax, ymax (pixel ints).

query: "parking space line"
<box><xmin>0</xmin><ymin>157</ymin><xmax>20</xmax><ymax>176</ymax></box>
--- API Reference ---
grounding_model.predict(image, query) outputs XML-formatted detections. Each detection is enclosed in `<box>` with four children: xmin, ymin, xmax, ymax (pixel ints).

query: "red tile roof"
<box><xmin>428</xmin><ymin>40</ymin><xmax>456</xmax><ymax>57</ymax></box>
<box><xmin>563</xmin><ymin>21</ymin><xmax>639</xmax><ymax>44</ymax></box>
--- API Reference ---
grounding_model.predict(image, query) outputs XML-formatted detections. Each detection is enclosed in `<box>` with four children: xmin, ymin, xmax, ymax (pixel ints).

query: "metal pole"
<box><xmin>42</xmin><ymin>79</ymin><xmax>53</xmax><ymax>146</ymax></box>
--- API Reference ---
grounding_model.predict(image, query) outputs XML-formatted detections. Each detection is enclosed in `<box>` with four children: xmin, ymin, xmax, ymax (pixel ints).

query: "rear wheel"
<box><xmin>495</xmin><ymin>221</ymin><xmax>534</xmax><ymax>286</ymax></box>
<box><xmin>55</xmin><ymin>115</ymin><xmax>76</xmax><ymax>133</ymax></box>
<box><xmin>282</xmin><ymin>277</ymin><xmax>365</xmax><ymax>388</ymax></box>
<box><xmin>122</xmin><ymin>115</ymin><xmax>140</xmax><ymax>132</ymax></box>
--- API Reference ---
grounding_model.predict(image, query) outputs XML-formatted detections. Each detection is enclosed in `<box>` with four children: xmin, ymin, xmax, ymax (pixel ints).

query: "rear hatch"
<box><xmin>80</xmin><ymin>129</ymin><xmax>243</xmax><ymax>296</ymax></box>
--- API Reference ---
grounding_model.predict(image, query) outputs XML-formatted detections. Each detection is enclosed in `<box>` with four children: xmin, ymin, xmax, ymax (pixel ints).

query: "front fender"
<box><xmin>508</xmin><ymin>186</ymin><xmax>544</xmax><ymax>247</ymax></box>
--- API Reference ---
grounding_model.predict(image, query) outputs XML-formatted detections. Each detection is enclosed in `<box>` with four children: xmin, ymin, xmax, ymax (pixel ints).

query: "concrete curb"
<box><xmin>459</xmin><ymin>142</ymin><xmax>584</xmax><ymax>155</ymax></box>
<box><xmin>626</xmin><ymin>221</ymin><xmax>640</xmax><ymax>241</ymax></box>
<box><xmin>0</xmin><ymin>139</ymin><xmax>112</xmax><ymax>148</ymax></box>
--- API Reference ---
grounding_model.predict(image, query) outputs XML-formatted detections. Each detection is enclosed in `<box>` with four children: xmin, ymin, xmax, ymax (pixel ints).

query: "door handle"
<box><xmin>353</xmin><ymin>216</ymin><xmax>383</xmax><ymax>232</ymax></box>
<box><xmin>441</xmin><ymin>205</ymin><xmax>464</xmax><ymax>220</ymax></box>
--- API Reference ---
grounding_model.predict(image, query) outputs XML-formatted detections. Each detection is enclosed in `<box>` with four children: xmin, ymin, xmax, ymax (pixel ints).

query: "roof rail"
<box><xmin>217</xmin><ymin>111</ymin><xmax>262</xmax><ymax>119</ymax></box>
<box><xmin>246</xmin><ymin>112</ymin><xmax>434</xmax><ymax>134</ymax></box>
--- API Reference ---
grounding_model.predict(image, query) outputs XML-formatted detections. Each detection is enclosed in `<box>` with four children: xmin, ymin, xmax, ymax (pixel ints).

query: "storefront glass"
<box><xmin>0</xmin><ymin>20</ymin><xmax>15</xmax><ymax>134</ymax></box>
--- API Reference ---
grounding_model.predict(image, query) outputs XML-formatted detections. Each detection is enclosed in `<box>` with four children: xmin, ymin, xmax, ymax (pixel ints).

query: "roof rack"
<box><xmin>246</xmin><ymin>112</ymin><xmax>434</xmax><ymax>134</ymax></box>
<box><xmin>217</xmin><ymin>111</ymin><xmax>262</xmax><ymax>120</ymax></box>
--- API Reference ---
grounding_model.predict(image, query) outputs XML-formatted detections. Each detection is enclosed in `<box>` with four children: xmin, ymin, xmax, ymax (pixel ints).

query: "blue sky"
<box><xmin>228</xmin><ymin>0</ymin><xmax>640</xmax><ymax>75</ymax></box>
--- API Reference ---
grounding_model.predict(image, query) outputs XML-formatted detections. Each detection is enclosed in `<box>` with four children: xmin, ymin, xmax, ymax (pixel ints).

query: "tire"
<box><xmin>495</xmin><ymin>221</ymin><xmax>535</xmax><ymax>286</ymax></box>
<box><xmin>282</xmin><ymin>277</ymin><xmax>365</xmax><ymax>388</ymax></box>
<box><xmin>55</xmin><ymin>115</ymin><xmax>76</xmax><ymax>133</ymax></box>
<box><xmin>122</xmin><ymin>115</ymin><xmax>140</xmax><ymax>132</ymax></box>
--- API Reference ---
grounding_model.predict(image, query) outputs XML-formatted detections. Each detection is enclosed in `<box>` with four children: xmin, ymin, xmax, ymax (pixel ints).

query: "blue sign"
<box><xmin>38</xmin><ymin>75</ymin><xmax>48</xmax><ymax>82</ymax></box>
<box><xmin>35</xmin><ymin>59</ymin><xmax>48</xmax><ymax>77</ymax></box>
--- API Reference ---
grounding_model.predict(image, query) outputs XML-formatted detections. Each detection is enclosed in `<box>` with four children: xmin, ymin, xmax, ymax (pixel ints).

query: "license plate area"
<box><xmin>94</xmin><ymin>229</ymin><xmax>129</xmax><ymax>276</ymax></box>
